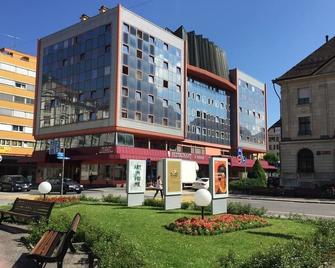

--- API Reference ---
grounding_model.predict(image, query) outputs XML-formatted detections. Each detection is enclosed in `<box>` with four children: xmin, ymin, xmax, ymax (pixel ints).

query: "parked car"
<box><xmin>0</xmin><ymin>175</ymin><xmax>32</xmax><ymax>192</ymax></box>
<box><xmin>47</xmin><ymin>178</ymin><xmax>84</xmax><ymax>194</ymax></box>
<box><xmin>192</xmin><ymin>178</ymin><xmax>210</xmax><ymax>190</ymax></box>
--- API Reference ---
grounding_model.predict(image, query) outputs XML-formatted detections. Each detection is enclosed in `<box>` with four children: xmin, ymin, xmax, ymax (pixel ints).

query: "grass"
<box><xmin>51</xmin><ymin>203</ymin><xmax>315</xmax><ymax>268</ymax></box>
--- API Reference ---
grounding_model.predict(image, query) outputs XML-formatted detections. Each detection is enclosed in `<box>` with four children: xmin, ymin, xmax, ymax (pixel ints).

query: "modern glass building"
<box><xmin>230</xmin><ymin>69</ymin><xmax>267</xmax><ymax>157</ymax></box>
<box><xmin>32</xmin><ymin>5</ymin><xmax>270</xmax><ymax>185</ymax></box>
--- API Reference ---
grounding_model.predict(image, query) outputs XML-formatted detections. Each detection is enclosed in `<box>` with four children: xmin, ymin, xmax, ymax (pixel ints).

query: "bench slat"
<box><xmin>32</xmin><ymin>231</ymin><xmax>63</xmax><ymax>256</ymax></box>
<box><xmin>0</xmin><ymin>210</ymin><xmax>36</xmax><ymax>219</ymax></box>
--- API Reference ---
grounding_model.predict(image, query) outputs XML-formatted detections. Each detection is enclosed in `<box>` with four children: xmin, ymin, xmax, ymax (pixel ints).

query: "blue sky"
<box><xmin>1</xmin><ymin>0</ymin><xmax>334</xmax><ymax>127</ymax></box>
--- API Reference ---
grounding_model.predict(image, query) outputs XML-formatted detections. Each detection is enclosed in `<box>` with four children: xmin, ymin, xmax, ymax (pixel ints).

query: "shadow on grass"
<box><xmin>246</xmin><ymin>230</ymin><xmax>302</xmax><ymax>240</ymax></box>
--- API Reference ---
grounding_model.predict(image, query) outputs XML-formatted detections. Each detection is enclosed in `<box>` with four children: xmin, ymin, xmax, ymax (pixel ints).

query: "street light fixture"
<box><xmin>38</xmin><ymin>181</ymin><xmax>52</xmax><ymax>200</ymax></box>
<box><xmin>194</xmin><ymin>189</ymin><xmax>212</xmax><ymax>219</ymax></box>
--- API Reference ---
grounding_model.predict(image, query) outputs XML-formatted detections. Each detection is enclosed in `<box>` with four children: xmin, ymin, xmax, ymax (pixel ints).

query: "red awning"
<box><xmin>230</xmin><ymin>157</ymin><xmax>277</xmax><ymax>170</ymax></box>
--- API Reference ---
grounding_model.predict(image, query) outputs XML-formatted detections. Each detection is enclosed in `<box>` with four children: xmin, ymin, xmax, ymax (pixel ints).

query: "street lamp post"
<box><xmin>194</xmin><ymin>189</ymin><xmax>212</xmax><ymax>219</ymax></box>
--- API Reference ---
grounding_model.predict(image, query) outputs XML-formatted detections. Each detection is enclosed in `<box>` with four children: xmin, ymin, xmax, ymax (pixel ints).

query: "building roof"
<box><xmin>268</xmin><ymin>119</ymin><xmax>281</xmax><ymax>130</ymax></box>
<box><xmin>274</xmin><ymin>36</ymin><xmax>335</xmax><ymax>82</ymax></box>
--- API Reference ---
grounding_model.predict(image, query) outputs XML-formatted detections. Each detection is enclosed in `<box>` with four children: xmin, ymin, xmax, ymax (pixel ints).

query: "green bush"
<box><xmin>80</xmin><ymin>195</ymin><xmax>100</xmax><ymax>202</ymax></box>
<box><xmin>143</xmin><ymin>198</ymin><xmax>164</xmax><ymax>208</ymax></box>
<box><xmin>227</xmin><ymin>202</ymin><xmax>267</xmax><ymax>216</ymax></box>
<box><xmin>84</xmin><ymin>223</ymin><xmax>144</xmax><ymax>268</ymax></box>
<box><xmin>102</xmin><ymin>194</ymin><xmax>127</xmax><ymax>205</ymax></box>
<box><xmin>249</xmin><ymin>159</ymin><xmax>267</xmax><ymax>186</ymax></box>
<box><xmin>313</xmin><ymin>219</ymin><xmax>335</xmax><ymax>260</ymax></box>
<box><xmin>27</xmin><ymin>213</ymin><xmax>73</xmax><ymax>245</ymax></box>
<box><xmin>229</xmin><ymin>178</ymin><xmax>266</xmax><ymax>192</ymax></box>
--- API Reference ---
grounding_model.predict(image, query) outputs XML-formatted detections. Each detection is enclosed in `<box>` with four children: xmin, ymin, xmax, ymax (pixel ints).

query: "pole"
<box><xmin>61</xmin><ymin>147</ymin><xmax>65</xmax><ymax>195</ymax></box>
<box><xmin>201</xmin><ymin>207</ymin><xmax>204</xmax><ymax>219</ymax></box>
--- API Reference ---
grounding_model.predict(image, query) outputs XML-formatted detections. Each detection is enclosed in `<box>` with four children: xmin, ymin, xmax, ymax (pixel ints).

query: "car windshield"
<box><xmin>12</xmin><ymin>176</ymin><xmax>28</xmax><ymax>183</ymax></box>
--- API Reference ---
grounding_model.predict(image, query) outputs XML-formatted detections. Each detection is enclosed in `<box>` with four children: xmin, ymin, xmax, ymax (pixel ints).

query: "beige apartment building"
<box><xmin>274</xmin><ymin>37</ymin><xmax>335</xmax><ymax>188</ymax></box>
<box><xmin>268</xmin><ymin>119</ymin><xmax>281</xmax><ymax>158</ymax></box>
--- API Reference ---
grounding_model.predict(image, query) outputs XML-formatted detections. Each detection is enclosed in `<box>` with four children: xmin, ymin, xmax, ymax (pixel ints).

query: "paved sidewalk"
<box><xmin>0</xmin><ymin>223</ymin><xmax>89</xmax><ymax>268</ymax></box>
<box><xmin>230</xmin><ymin>194</ymin><xmax>335</xmax><ymax>204</ymax></box>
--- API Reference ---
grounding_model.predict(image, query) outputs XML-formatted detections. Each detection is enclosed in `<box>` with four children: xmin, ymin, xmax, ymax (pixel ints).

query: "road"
<box><xmin>1</xmin><ymin>188</ymin><xmax>335</xmax><ymax>218</ymax></box>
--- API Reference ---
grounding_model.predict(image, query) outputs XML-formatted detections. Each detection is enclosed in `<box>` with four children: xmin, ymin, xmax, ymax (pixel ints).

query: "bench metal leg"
<box><xmin>69</xmin><ymin>241</ymin><xmax>76</xmax><ymax>253</ymax></box>
<box><xmin>57</xmin><ymin>261</ymin><xmax>63</xmax><ymax>268</ymax></box>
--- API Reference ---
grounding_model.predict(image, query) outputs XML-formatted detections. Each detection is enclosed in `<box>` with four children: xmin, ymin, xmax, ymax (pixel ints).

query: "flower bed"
<box><xmin>35</xmin><ymin>195</ymin><xmax>80</xmax><ymax>204</ymax></box>
<box><xmin>166</xmin><ymin>214</ymin><xmax>269</xmax><ymax>235</ymax></box>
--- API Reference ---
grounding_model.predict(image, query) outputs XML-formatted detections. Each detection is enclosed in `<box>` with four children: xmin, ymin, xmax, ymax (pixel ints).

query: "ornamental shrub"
<box><xmin>143</xmin><ymin>198</ymin><xmax>164</xmax><ymax>207</ymax></box>
<box><xmin>102</xmin><ymin>194</ymin><xmax>127</xmax><ymax>204</ymax></box>
<box><xmin>249</xmin><ymin>159</ymin><xmax>267</xmax><ymax>186</ymax></box>
<box><xmin>227</xmin><ymin>202</ymin><xmax>267</xmax><ymax>216</ymax></box>
<box><xmin>229</xmin><ymin>178</ymin><xmax>266</xmax><ymax>192</ymax></box>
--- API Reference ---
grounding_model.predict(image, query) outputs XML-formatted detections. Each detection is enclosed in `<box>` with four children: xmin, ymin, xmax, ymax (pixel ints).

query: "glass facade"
<box><xmin>121</xmin><ymin>22</ymin><xmax>182</xmax><ymax>128</ymax></box>
<box><xmin>238</xmin><ymin>79</ymin><xmax>266</xmax><ymax>145</ymax></box>
<box><xmin>40</xmin><ymin>24</ymin><xmax>112</xmax><ymax>128</ymax></box>
<box><xmin>187</xmin><ymin>77</ymin><xmax>231</xmax><ymax>145</ymax></box>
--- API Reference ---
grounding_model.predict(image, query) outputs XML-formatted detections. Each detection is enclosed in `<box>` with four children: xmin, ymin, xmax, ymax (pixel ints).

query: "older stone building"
<box><xmin>274</xmin><ymin>37</ymin><xmax>335</xmax><ymax>188</ymax></box>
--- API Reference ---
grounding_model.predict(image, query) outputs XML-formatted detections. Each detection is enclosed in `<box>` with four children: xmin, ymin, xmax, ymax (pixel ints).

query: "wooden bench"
<box><xmin>0</xmin><ymin>198</ymin><xmax>54</xmax><ymax>224</ymax></box>
<box><xmin>27</xmin><ymin>213</ymin><xmax>81</xmax><ymax>268</ymax></box>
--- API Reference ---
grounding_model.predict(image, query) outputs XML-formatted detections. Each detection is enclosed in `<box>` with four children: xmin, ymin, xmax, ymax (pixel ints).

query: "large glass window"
<box><xmin>40</xmin><ymin>24</ymin><xmax>112</xmax><ymax>128</ymax></box>
<box><xmin>298</xmin><ymin>117</ymin><xmax>311</xmax><ymax>135</ymax></box>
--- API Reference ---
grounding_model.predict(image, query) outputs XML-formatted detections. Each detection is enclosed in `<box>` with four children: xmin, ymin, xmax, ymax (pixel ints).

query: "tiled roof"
<box><xmin>274</xmin><ymin>37</ymin><xmax>335</xmax><ymax>82</ymax></box>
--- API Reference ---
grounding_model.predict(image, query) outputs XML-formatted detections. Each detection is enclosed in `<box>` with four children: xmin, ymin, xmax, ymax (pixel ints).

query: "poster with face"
<box><xmin>211</xmin><ymin>157</ymin><xmax>229</xmax><ymax>198</ymax></box>
<box><xmin>165</xmin><ymin>159</ymin><xmax>182</xmax><ymax>195</ymax></box>
<box><xmin>127</xmin><ymin>160</ymin><xmax>146</xmax><ymax>193</ymax></box>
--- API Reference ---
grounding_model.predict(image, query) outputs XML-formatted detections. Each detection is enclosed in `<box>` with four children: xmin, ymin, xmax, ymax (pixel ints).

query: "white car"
<box><xmin>192</xmin><ymin>178</ymin><xmax>209</xmax><ymax>190</ymax></box>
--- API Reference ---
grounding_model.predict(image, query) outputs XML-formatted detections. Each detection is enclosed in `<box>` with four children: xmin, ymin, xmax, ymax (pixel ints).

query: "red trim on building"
<box><xmin>230</xmin><ymin>157</ymin><xmax>276</xmax><ymax>170</ymax></box>
<box><xmin>187</xmin><ymin>65</ymin><xmax>236</xmax><ymax>92</ymax></box>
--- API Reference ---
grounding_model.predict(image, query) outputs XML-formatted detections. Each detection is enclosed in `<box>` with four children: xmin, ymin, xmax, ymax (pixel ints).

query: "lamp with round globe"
<box><xmin>194</xmin><ymin>189</ymin><xmax>212</xmax><ymax>219</ymax></box>
<box><xmin>38</xmin><ymin>181</ymin><xmax>52</xmax><ymax>200</ymax></box>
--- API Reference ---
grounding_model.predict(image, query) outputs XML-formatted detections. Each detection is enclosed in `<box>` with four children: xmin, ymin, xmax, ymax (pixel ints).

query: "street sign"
<box><xmin>49</xmin><ymin>139</ymin><xmax>60</xmax><ymax>155</ymax></box>
<box><xmin>237</xmin><ymin>147</ymin><xmax>243</xmax><ymax>157</ymax></box>
<box><xmin>57</xmin><ymin>156</ymin><xmax>70</xmax><ymax>160</ymax></box>
<box><xmin>57</xmin><ymin>152</ymin><xmax>64</xmax><ymax>158</ymax></box>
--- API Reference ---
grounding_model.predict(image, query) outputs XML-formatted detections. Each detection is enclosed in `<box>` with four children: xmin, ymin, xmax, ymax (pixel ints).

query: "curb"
<box><xmin>229</xmin><ymin>195</ymin><xmax>335</xmax><ymax>205</ymax></box>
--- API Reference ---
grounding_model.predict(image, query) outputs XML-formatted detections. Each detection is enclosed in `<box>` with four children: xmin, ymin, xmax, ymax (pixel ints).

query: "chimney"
<box><xmin>326</xmin><ymin>35</ymin><xmax>329</xmax><ymax>43</ymax></box>
<box><xmin>80</xmin><ymin>14</ymin><xmax>89</xmax><ymax>22</ymax></box>
<box><xmin>99</xmin><ymin>5</ymin><xmax>109</xmax><ymax>14</ymax></box>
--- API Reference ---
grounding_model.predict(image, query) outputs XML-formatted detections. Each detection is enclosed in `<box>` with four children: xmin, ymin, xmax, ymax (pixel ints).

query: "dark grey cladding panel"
<box><xmin>174</xmin><ymin>26</ymin><xmax>229</xmax><ymax>80</ymax></box>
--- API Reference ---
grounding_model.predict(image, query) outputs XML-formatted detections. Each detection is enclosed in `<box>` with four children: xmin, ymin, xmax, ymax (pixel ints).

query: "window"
<box><xmin>14</xmin><ymin>96</ymin><xmax>25</xmax><ymax>103</ymax></box>
<box><xmin>148</xmin><ymin>94</ymin><xmax>154</xmax><ymax>104</ymax></box>
<box><xmin>196</xmin><ymin>94</ymin><xmax>201</xmax><ymax>101</ymax></box>
<box><xmin>122</xmin><ymin>65</ymin><xmax>128</xmax><ymax>75</ymax></box>
<box><xmin>121</xmin><ymin>109</ymin><xmax>128</xmax><ymax>118</ymax></box>
<box><xmin>136</xmin><ymin>70</ymin><xmax>143</xmax><ymax>80</ymax></box>
<box><xmin>216</xmin><ymin>131</ymin><xmax>219</xmax><ymax>138</ymax></box>
<box><xmin>163</xmin><ymin>61</ymin><xmax>168</xmax><ymax>69</ymax></box>
<box><xmin>202</xmin><ymin>128</ymin><xmax>207</xmax><ymax>136</ymax></box>
<box><xmin>196</xmin><ymin>127</ymin><xmax>201</xmax><ymax>135</ymax></box>
<box><xmin>12</xmin><ymin>125</ymin><xmax>23</xmax><ymax>132</ymax></box>
<box><xmin>89</xmin><ymin>112</ymin><xmax>97</xmax><ymax>120</ymax></box>
<box><xmin>123</xmin><ymin>44</ymin><xmax>129</xmax><ymax>54</ymax></box>
<box><xmin>122</xmin><ymin>87</ymin><xmax>128</xmax><ymax>97</ymax></box>
<box><xmin>176</xmin><ymin>67</ymin><xmax>181</xmax><ymax>74</ymax></box>
<box><xmin>196</xmin><ymin>111</ymin><xmax>201</xmax><ymax>118</ymax></box>
<box><xmin>105</xmin><ymin>45</ymin><xmax>111</xmax><ymax>53</ymax></box>
<box><xmin>90</xmin><ymin>90</ymin><xmax>97</xmax><ymax>98</ymax></box>
<box><xmin>297</xmin><ymin>148</ymin><xmax>314</xmax><ymax>173</ymax></box>
<box><xmin>176</xmin><ymin>103</ymin><xmax>181</xmax><ymax>112</ymax></box>
<box><xmin>105</xmin><ymin>24</ymin><xmax>111</xmax><ymax>32</ymax></box>
<box><xmin>162</xmin><ymin>118</ymin><xmax>168</xmax><ymax>126</ymax></box>
<box><xmin>149</xmin><ymin>55</ymin><xmax>154</xmax><ymax>64</ymax></box>
<box><xmin>298</xmin><ymin>117</ymin><xmax>311</xmax><ymax>135</ymax></box>
<box><xmin>123</xmin><ymin>23</ymin><xmax>129</xmax><ymax>32</ymax></box>
<box><xmin>298</xmin><ymin>88</ymin><xmax>310</xmax><ymax>104</ymax></box>
<box><xmin>163</xmin><ymin>99</ymin><xmax>168</xmax><ymax>107</ymax></box>
<box><xmin>137</xmin><ymin>30</ymin><xmax>143</xmax><ymax>39</ymax></box>
<box><xmin>136</xmin><ymin>50</ymin><xmax>142</xmax><ymax>59</ymax></box>
<box><xmin>202</xmin><ymin>112</ymin><xmax>207</xmax><ymax>119</ymax></box>
<box><xmin>135</xmin><ymin>112</ymin><xmax>141</xmax><ymax>120</ymax></box>
<box><xmin>148</xmin><ymin>115</ymin><xmax>154</xmax><ymax>123</ymax></box>
<box><xmin>163</xmin><ymin>80</ymin><xmax>168</xmax><ymax>88</ymax></box>
<box><xmin>80</xmin><ymin>53</ymin><xmax>85</xmax><ymax>61</ymax></box>
<box><xmin>15</xmin><ymin>82</ymin><xmax>26</xmax><ymax>89</ymax></box>
<box><xmin>135</xmin><ymin>91</ymin><xmax>141</xmax><ymax>101</ymax></box>
<box><xmin>163</xmin><ymin>43</ymin><xmax>168</xmax><ymax>50</ymax></box>
<box><xmin>176</xmin><ymin>85</ymin><xmax>181</xmax><ymax>92</ymax></box>
<box><xmin>148</xmin><ymin>75</ymin><xmax>154</xmax><ymax>84</ymax></box>
<box><xmin>149</xmin><ymin>36</ymin><xmax>155</xmax><ymax>44</ymax></box>
<box><xmin>62</xmin><ymin>59</ymin><xmax>68</xmax><ymax>66</ymax></box>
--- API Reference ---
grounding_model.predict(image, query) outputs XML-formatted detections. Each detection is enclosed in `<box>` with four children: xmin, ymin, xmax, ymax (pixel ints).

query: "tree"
<box><xmin>249</xmin><ymin>159</ymin><xmax>267</xmax><ymax>186</ymax></box>
<box><xmin>264</xmin><ymin>152</ymin><xmax>279</xmax><ymax>166</ymax></box>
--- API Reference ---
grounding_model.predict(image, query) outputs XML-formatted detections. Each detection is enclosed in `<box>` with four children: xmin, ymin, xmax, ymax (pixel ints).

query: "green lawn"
<box><xmin>52</xmin><ymin>203</ymin><xmax>315</xmax><ymax>268</ymax></box>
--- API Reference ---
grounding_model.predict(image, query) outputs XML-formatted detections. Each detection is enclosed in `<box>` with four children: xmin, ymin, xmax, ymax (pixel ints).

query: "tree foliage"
<box><xmin>264</xmin><ymin>152</ymin><xmax>279</xmax><ymax>166</ymax></box>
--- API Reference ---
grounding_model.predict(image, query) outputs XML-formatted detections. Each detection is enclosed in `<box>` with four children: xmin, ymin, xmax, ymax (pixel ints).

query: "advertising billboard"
<box><xmin>165</xmin><ymin>159</ymin><xmax>182</xmax><ymax>195</ymax></box>
<box><xmin>211</xmin><ymin>157</ymin><xmax>229</xmax><ymax>198</ymax></box>
<box><xmin>127</xmin><ymin>160</ymin><xmax>146</xmax><ymax>194</ymax></box>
